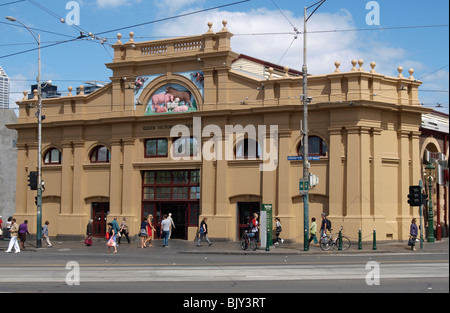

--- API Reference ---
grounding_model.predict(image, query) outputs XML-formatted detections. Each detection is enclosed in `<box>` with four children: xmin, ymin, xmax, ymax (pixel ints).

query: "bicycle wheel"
<box><xmin>341</xmin><ymin>236</ymin><xmax>351</xmax><ymax>251</ymax></box>
<box><xmin>333</xmin><ymin>236</ymin><xmax>352</xmax><ymax>251</ymax></box>
<box><xmin>320</xmin><ymin>236</ymin><xmax>332</xmax><ymax>251</ymax></box>
<box><xmin>250</xmin><ymin>239</ymin><xmax>258</xmax><ymax>251</ymax></box>
<box><xmin>240</xmin><ymin>235</ymin><xmax>248</xmax><ymax>250</ymax></box>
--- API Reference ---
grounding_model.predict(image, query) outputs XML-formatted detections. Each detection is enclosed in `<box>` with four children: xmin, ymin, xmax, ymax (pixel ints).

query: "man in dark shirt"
<box><xmin>320</xmin><ymin>213</ymin><xmax>331</xmax><ymax>238</ymax></box>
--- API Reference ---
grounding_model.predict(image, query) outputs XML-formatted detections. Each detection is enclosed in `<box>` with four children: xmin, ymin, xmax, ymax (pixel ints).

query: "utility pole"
<box><xmin>302</xmin><ymin>5</ymin><xmax>310</xmax><ymax>252</ymax></box>
<box><xmin>301</xmin><ymin>0</ymin><xmax>326</xmax><ymax>251</ymax></box>
<box><xmin>36</xmin><ymin>32</ymin><xmax>43</xmax><ymax>249</ymax></box>
<box><xmin>6</xmin><ymin>16</ymin><xmax>43</xmax><ymax>248</ymax></box>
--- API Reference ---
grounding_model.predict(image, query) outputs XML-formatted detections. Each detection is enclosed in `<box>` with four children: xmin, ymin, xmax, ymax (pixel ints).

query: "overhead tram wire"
<box><xmin>0</xmin><ymin>0</ymin><xmax>252</xmax><ymax>60</ymax></box>
<box><xmin>93</xmin><ymin>0</ymin><xmax>252</xmax><ymax>36</ymax></box>
<box><xmin>0</xmin><ymin>0</ymin><xmax>25</xmax><ymax>7</ymax></box>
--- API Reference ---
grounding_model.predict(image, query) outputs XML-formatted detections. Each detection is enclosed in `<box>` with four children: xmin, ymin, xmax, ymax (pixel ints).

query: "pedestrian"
<box><xmin>308</xmin><ymin>217</ymin><xmax>319</xmax><ymax>247</ymax></box>
<box><xmin>251</xmin><ymin>213</ymin><xmax>260</xmax><ymax>242</ymax></box>
<box><xmin>5</xmin><ymin>218</ymin><xmax>20</xmax><ymax>253</ymax></box>
<box><xmin>85</xmin><ymin>219</ymin><xmax>93</xmax><ymax>246</ymax></box>
<box><xmin>0</xmin><ymin>216</ymin><xmax>3</xmax><ymax>240</ymax></box>
<box><xmin>144</xmin><ymin>214</ymin><xmax>155</xmax><ymax>247</ymax></box>
<box><xmin>409</xmin><ymin>218</ymin><xmax>418</xmax><ymax>251</ymax></box>
<box><xmin>139</xmin><ymin>217</ymin><xmax>148</xmax><ymax>249</ymax></box>
<box><xmin>197</xmin><ymin>217</ymin><xmax>212</xmax><ymax>247</ymax></box>
<box><xmin>111</xmin><ymin>217</ymin><xmax>121</xmax><ymax>243</ymax></box>
<box><xmin>274</xmin><ymin>217</ymin><xmax>284</xmax><ymax>245</ymax></box>
<box><xmin>18</xmin><ymin>220</ymin><xmax>30</xmax><ymax>250</ymax></box>
<box><xmin>106</xmin><ymin>223</ymin><xmax>118</xmax><ymax>253</ymax></box>
<box><xmin>42</xmin><ymin>221</ymin><xmax>53</xmax><ymax>248</ymax></box>
<box><xmin>118</xmin><ymin>217</ymin><xmax>130</xmax><ymax>244</ymax></box>
<box><xmin>320</xmin><ymin>213</ymin><xmax>331</xmax><ymax>239</ymax></box>
<box><xmin>160</xmin><ymin>214</ymin><xmax>171</xmax><ymax>247</ymax></box>
<box><xmin>168</xmin><ymin>213</ymin><xmax>176</xmax><ymax>239</ymax></box>
<box><xmin>5</xmin><ymin>216</ymin><xmax>13</xmax><ymax>239</ymax></box>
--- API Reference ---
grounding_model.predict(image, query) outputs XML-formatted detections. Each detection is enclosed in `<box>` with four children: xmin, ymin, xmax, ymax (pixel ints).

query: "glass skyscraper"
<box><xmin>0</xmin><ymin>65</ymin><xmax>10</xmax><ymax>109</ymax></box>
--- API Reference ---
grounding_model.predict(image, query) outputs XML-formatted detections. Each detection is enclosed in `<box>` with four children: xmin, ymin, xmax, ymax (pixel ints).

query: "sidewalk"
<box><xmin>1</xmin><ymin>237</ymin><xmax>448</xmax><ymax>255</ymax></box>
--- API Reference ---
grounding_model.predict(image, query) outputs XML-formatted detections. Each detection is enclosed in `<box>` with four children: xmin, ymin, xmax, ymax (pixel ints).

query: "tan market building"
<box><xmin>10</xmin><ymin>21</ymin><xmax>431</xmax><ymax>242</ymax></box>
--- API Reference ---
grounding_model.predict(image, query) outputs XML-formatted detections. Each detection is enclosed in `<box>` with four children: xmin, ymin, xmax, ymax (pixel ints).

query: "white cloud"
<box><xmin>152</xmin><ymin>7</ymin><xmax>411</xmax><ymax>77</ymax></box>
<box><xmin>9</xmin><ymin>74</ymin><xmax>30</xmax><ymax>113</ymax></box>
<box><xmin>96</xmin><ymin>0</ymin><xmax>141</xmax><ymax>8</ymax></box>
<box><xmin>153</xmin><ymin>0</ymin><xmax>205</xmax><ymax>16</ymax></box>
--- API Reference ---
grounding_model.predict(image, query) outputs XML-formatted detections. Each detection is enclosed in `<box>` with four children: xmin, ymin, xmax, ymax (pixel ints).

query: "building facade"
<box><xmin>420</xmin><ymin>111</ymin><xmax>449</xmax><ymax>238</ymax></box>
<box><xmin>9</xmin><ymin>22</ymin><xmax>431</xmax><ymax>242</ymax></box>
<box><xmin>0</xmin><ymin>109</ymin><xmax>18</xmax><ymax>220</ymax></box>
<box><xmin>0</xmin><ymin>65</ymin><xmax>10</xmax><ymax>109</ymax></box>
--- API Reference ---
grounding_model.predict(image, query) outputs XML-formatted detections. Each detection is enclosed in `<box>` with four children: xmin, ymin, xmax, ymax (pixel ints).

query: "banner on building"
<box><xmin>425</xmin><ymin>150</ymin><xmax>449</xmax><ymax>186</ymax></box>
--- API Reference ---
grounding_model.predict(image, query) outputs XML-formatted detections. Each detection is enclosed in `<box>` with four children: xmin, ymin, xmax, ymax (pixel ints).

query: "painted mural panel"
<box><xmin>134</xmin><ymin>71</ymin><xmax>204</xmax><ymax>115</ymax></box>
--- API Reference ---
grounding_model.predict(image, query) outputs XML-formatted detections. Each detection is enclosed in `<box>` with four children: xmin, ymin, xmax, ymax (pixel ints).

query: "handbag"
<box><xmin>85</xmin><ymin>237</ymin><xmax>93</xmax><ymax>246</ymax></box>
<box><xmin>408</xmin><ymin>237</ymin><xmax>415</xmax><ymax>246</ymax></box>
<box><xmin>199</xmin><ymin>227</ymin><xmax>205</xmax><ymax>235</ymax></box>
<box><xmin>139</xmin><ymin>229</ymin><xmax>148</xmax><ymax>237</ymax></box>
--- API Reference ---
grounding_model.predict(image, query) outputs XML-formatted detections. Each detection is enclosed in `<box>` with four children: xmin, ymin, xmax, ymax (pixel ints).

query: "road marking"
<box><xmin>0</xmin><ymin>263</ymin><xmax>447</xmax><ymax>283</ymax></box>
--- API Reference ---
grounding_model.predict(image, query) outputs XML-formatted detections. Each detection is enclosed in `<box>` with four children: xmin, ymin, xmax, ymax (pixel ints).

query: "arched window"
<box><xmin>298</xmin><ymin>136</ymin><xmax>328</xmax><ymax>157</ymax></box>
<box><xmin>44</xmin><ymin>148</ymin><xmax>61</xmax><ymax>165</ymax></box>
<box><xmin>90</xmin><ymin>145</ymin><xmax>111</xmax><ymax>163</ymax></box>
<box><xmin>235</xmin><ymin>138</ymin><xmax>261</xmax><ymax>160</ymax></box>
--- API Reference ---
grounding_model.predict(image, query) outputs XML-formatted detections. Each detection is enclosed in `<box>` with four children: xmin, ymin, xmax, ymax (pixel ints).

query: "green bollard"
<box><xmin>373</xmin><ymin>229</ymin><xmax>377</xmax><ymax>250</ymax></box>
<box><xmin>338</xmin><ymin>230</ymin><xmax>342</xmax><ymax>250</ymax></box>
<box><xmin>358</xmin><ymin>229</ymin><xmax>362</xmax><ymax>250</ymax></box>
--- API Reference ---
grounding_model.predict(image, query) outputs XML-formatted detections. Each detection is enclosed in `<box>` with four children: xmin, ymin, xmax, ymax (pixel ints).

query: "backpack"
<box><xmin>326</xmin><ymin>219</ymin><xmax>332</xmax><ymax>231</ymax></box>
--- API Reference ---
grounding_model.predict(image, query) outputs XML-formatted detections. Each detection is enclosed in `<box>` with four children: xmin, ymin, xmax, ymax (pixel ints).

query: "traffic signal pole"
<box><xmin>419</xmin><ymin>180</ymin><xmax>423</xmax><ymax>249</ymax></box>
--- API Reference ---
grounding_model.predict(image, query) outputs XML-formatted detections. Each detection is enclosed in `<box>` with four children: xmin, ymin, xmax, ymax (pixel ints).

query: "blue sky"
<box><xmin>1</xmin><ymin>0</ymin><xmax>448</xmax><ymax>114</ymax></box>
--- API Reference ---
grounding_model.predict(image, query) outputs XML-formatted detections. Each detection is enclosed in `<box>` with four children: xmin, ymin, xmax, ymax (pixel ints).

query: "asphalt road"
<box><xmin>0</xmin><ymin>241</ymin><xmax>448</xmax><ymax>294</ymax></box>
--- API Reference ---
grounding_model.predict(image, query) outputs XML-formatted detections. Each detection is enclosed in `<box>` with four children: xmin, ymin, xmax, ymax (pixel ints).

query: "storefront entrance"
<box><xmin>142</xmin><ymin>170</ymin><xmax>200</xmax><ymax>240</ymax></box>
<box><xmin>92</xmin><ymin>202</ymin><xmax>109</xmax><ymax>238</ymax></box>
<box><xmin>238</xmin><ymin>202</ymin><xmax>260</xmax><ymax>238</ymax></box>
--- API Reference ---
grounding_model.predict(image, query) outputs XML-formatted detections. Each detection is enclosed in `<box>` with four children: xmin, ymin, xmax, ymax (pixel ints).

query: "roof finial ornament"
<box><xmin>408</xmin><ymin>68</ymin><xmax>415</xmax><ymax>80</ymax></box>
<box><xmin>397</xmin><ymin>66</ymin><xmax>404</xmax><ymax>78</ymax></box>
<box><xmin>351</xmin><ymin>59</ymin><xmax>358</xmax><ymax>71</ymax></box>
<box><xmin>358</xmin><ymin>59</ymin><xmax>364</xmax><ymax>71</ymax></box>
<box><xmin>370</xmin><ymin>61</ymin><xmax>377</xmax><ymax>73</ymax></box>
<box><xmin>221</xmin><ymin>20</ymin><xmax>228</xmax><ymax>31</ymax></box>
<box><xmin>268</xmin><ymin>67</ymin><xmax>274</xmax><ymax>79</ymax></box>
<box><xmin>334</xmin><ymin>61</ymin><xmax>341</xmax><ymax>73</ymax></box>
<box><xmin>128</xmin><ymin>32</ymin><xmax>135</xmax><ymax>43</ymax></box>
<box><xmin>207</xmin><ymin>22</ymin><xmax>214</xmax><ymax>33</ymax></box>
<box><xmin>68</xmin><ymin>86</ymin><xmax>73</xmax><ymax>97</ymax></box>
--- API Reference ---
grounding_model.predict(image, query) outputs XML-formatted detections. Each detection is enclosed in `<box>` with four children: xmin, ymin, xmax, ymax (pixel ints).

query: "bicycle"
<box><xmin>240</xmin><ymin>230</ymin><xmax>258</xmax><ymax>251</ymax></box>
<box><xmin>320</xmin><ymin>226</ymin><xmax>351</xmax><ymax>251</ymax></box>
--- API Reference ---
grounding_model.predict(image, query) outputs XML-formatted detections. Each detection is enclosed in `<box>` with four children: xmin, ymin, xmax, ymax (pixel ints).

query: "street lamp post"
<box><xmin>6</xmin><ymin>16</ymin><xmax>43</xmax><ymax>248</ymax></box>
<box><xmin>302</xmin><ymin>0</ymin><xmax>326</xmax><ymax>252</ymax></box>
<box><xmin>425</xmin><ymin>162</ymin><xmax>436</xmax><ymax>243</ymax></box>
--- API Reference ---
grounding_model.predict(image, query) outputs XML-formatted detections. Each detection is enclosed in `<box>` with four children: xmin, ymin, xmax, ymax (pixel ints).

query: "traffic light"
<box><xmin>27</xmin><ymin>171</ymin><xmax>38</xmax><ymax>190</ymax></box>
<box><xmin>407</xmin><ymin>185</ymin><xmax>422</xmax><ymax>207</ymax></box>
